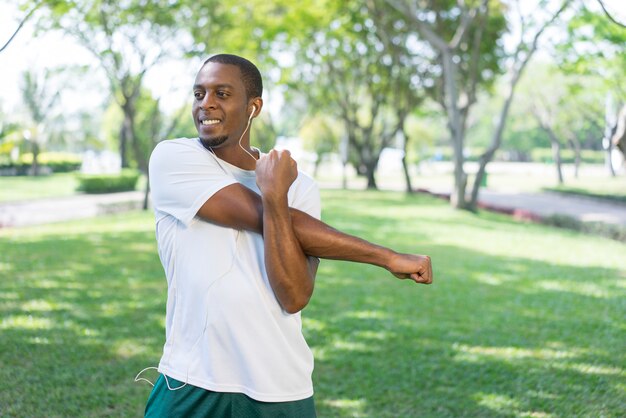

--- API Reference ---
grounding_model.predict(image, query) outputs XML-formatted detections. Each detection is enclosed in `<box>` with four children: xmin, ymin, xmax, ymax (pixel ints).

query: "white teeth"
<box><xmin>202</xmin><ymin>119</ymin><xmax>220</xmax><ymax>125</ymax></box>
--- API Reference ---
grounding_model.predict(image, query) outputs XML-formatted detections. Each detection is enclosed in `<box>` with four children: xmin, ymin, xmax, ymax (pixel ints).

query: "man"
<box><xmin>144</xmin><ymin>54</ymin><xmax>432</xmax><ymax>417</ymax></box>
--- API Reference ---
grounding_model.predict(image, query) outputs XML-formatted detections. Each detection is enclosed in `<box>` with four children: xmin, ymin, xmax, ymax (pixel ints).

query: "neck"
<box><xmin>203</xmin><ymin>140</ymin><xmax>258</xmax><ymax>170</ymax></box>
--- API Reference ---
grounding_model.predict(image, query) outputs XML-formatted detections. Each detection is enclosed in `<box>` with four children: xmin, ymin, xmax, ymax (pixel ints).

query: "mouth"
<box><xmin>200</xmin><ymin>119</ymin><xmax>221</xmax><ymax>126</ymax></box>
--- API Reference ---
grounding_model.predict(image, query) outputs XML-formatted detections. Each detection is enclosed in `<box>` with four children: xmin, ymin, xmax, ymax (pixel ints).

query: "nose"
<box><xmin>200</xmin><ymin>92</ymin><xmax>217</xmax><ymax>110</ymax></box>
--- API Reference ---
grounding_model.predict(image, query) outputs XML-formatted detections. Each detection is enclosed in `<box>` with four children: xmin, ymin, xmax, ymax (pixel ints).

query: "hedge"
<box><xmin>0</xmin><ymin>152</ymin><xmax>83</xmax><ymax>174</ymax></box>
<box><xmin>530</xmin><ymin>148</ymin><xmax>605</xmax><ymax>164</ymax></box>
<box><xmin>76</xmin><ymin>169</ymin><xmax>140</xmax><ymax>194</ymax></box>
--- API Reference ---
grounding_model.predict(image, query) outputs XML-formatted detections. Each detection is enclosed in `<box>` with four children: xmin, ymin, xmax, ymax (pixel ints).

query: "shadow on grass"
<box><xmin>0</xmin><ymin>228</ymin><xmax>166</xmax><ymax>417</ymax></box>
<box><xmin>0</xmin><ymin>192</ymin><xmax>624</xmax><ymax>418</ymax></box>
<box><xmin>306</xmin><ymin>244</ymin><xmax>625</xmax><ymax>418</ymax></box>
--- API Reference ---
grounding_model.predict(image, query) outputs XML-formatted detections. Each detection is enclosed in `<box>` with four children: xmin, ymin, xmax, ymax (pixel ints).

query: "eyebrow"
<box><xmin>193</xmin><ymin>83</ymin><xmax>235</xmax><ymax>90</ymax></box>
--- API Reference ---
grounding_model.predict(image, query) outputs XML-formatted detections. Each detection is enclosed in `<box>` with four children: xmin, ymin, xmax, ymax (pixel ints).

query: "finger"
<box><xmin>411</xmin><ymin>272</ymin><xmax>431</xmax><ymax>284</ymax></box>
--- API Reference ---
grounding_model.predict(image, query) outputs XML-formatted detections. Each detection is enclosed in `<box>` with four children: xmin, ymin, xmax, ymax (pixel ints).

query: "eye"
<box><xmin>216</xmin><ymin>90</ymin><xmax>229</xmax><ymax>98</ymax></box>
<box><xmin>194</xmin><ymin>91</ymin><xmax>204</xmax><ymax>100</ymax></box>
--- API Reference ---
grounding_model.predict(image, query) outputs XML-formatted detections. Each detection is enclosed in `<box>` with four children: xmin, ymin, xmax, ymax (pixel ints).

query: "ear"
<box><xmin>248</xmin><ymin>98</ymin><xmax>263</xmax><ymax>119</ymax></box>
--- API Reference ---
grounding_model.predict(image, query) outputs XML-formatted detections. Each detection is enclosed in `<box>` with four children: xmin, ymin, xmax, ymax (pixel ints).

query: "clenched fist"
<box><xmin>386</xmin><ymin>252</ymin><xmax>433</xmax><ymax>284</ymax></box>
<box><xmin>255</xmin><ymin>149</ymin><xmax>298</xmax><ymax>199</ymax></box>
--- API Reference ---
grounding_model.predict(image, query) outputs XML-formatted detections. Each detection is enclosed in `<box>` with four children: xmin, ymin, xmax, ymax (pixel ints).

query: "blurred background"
<box><xmin>1</xmin><ymin>2</ymin><xmax>626</xmax><ymax>417</ymax></box>
<box><xmin>1</xmin><ymin>0</ymin><xmax>624</xmax><ymax>212</ymax></box>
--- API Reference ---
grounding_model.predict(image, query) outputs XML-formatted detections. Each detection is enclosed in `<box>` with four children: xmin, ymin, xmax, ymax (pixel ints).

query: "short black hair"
<box><xmin>204</xmin><ymin>54</ymin><xmax>263</xmax><ymax>99</ymax></box>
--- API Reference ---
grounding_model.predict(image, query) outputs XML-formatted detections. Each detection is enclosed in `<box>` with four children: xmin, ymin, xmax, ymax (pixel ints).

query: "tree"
<box><xmin>1</xmin><ymin>1</ymin><xmax>45</xmax><ymax>54</ymax></box>
<box><xmin>285</xmin><ymin>1</ymin><xmax>427</xmax><ymax>189</ymax></box>
<box><xmin>511</xmin><ymin>61</ymin><xmax>606</xmax><ymax>182</ymax></box>
<box><xmin>31</xmin><ymin>0</ymin><xmax>186</xmax><ymax>173</ymax></box>
<box><xmin>299</xmin><ymin>115</ymin><xmax>342</xmax><ymax>177</ymax></box>
<box><xmin>557</xmin><ymin>1</ymin><xmax>626</xmax><ymax>173</ymax></box>
<box><xmin>385</xmin><ymin>0</ymin><xmax>568</xmax><ymax>209</ymax></box>
<box><xmin>19</xmin><ymin>69</ymin><xmax>62</xmax><ymax>175</ymax></box>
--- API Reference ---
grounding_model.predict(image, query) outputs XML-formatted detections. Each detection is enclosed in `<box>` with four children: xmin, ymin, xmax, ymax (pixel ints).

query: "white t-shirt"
<box><xmin>148</xmin><ymin>138</ymin><xmax>321</xmax><ymax>402</ymax></box>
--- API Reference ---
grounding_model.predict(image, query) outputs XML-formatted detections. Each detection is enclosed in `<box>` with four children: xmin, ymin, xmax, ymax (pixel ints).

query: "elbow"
<box><xmin>280</xmin><ymin>287</ymin><xmax>313</xmax><ymax>314</ymax></box>
<box><xmin>283</xmin><ymin>296</ymin><xmax>310</xmax><ymax>314</ymax></box>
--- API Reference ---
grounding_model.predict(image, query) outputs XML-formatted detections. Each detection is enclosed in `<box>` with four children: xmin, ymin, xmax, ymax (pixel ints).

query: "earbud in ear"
<box><xmin>248</xmin><ymin>105</ymin><xmax>256</xmax><ymax>122</ymax></box>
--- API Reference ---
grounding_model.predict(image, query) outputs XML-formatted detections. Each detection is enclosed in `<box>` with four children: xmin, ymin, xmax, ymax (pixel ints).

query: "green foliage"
<box><xmin>0</xmin><ymin>152</ymin><xmax>82</xmax><ymax>174</ymax></box>
<box><xmin>530</xmin><ymin>148</ymin><xmax>604</xmax><ymax>164</ymax></box>
<box><xmin>0</xmin><ymin>191</ymin><xmax>624</xmax><ymax>416</ymax></box>
<box><xmin>557</xmin><ymin>2</ymin><xmax>626</xmax><ymax>92</ymax></box>
<box><xmin>504</xmin><ymin>61</ymin><xmax>606</xmax><ymax>158</ymax></box>
<box><xmin>250</xmin><ymin>113</ymin><xmax>279</xmax><ymax>152</ymax></box>
<box><xmin>542</xmin><ymin>214</ymin><xmax>626</xmax><ymax>242</ymax></box>
<box><xmin>19</xmin><ymin>152</ymin><xmax>82</xmax><ymax>172</ymax></box>
<box><xmin>166</xmin><ymin>104</ymin><xmax>197</xmax><ymax>141</ymax></box>
<box><xmin>76</xmin><ymin>169</ymin><xmax>140</xmax><ymax>194</ymax></box>
<box><xmin>299</xmin><ymin>115</ymin><xmax>342</xmax><ymax>156</ymax></box>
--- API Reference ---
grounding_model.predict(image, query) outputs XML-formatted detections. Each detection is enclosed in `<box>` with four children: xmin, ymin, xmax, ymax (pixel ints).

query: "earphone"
<box><xmin>238</xmin><ymin>104</ymin><xmax>258</xmax><ymax>161</ymax></box>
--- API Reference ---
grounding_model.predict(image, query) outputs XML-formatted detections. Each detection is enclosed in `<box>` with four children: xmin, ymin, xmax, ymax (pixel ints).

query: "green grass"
<box><xmin>544</xmin><ymin>185</ymin><xmax>626</xmax><ymax>204</ymax></box>
<box><xmin>1</xmin><ymin>190</ymin><xmax>624</xmax><ymax>417</ymax></box>
<box><xmin>0</xmin><ymin>173</ymin><xmax>147</xmax><ymax>203</ymax></box>
<box><xmin>0</xmin><ymin>173</ymin><xmax>80</xmax><ymax>202</ymax></box>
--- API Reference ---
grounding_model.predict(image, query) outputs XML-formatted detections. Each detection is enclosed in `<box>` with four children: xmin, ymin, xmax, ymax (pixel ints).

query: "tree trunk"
<box><xmin>451</xmin><ymin>140</ymin><xmax>467</xmax><ymax>209</ymax></box>
<box><xmin>119</xmin><ymin>122</ymin><xmax>128</xmax><ymax>168</ymax></box>
<box><xmin>468</xmin><ymin>78</ymin><xmax>518</xmax><ymax>210</ymax></box>
<box><xmin>549</xmin><ymin>133</ymin><xmax>564</xmax><ymax>184</ymax></box>
<box><xmin>401</xmin><ymin>129</ymin><xmax>413</xmax><ymax>193</ymax></box>
<box><xmin>365</xmin><ymin>159</ymin><xmax>378</xmax><ymax>189</ymax></box>
<box><xmin>31</xmin><ymin>140</ymin><xmax>40</xmax><ymax>176</ymax></box>
<box><xmin>441</xmin><ymin>52</ymin><xmax>467</xmax><ymax>209</ymax></box>
<box><xmin>401</xmin><ymin>155</ymin><xmax>413</xmax><ymax>193</ymax></box>
<box><xmin>569</xmin><ymin>137</ymin><xmax>581</xmax><ymax>178</ymax></box>
<box><xmin>313</xmin><ymin>155</ymin><xmax>322</xmax><ymax>178</ymax></box>
<box><xmin>143</xmin><ymin>173</ymin><xmax>150</xmax><ymax>210</ymax></box>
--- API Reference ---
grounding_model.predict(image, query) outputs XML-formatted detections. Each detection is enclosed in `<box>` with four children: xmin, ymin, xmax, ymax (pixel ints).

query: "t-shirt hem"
<box><xmin>158</xmin><ymin>366</ymin><xmax>314</xmax><ymax>402</ymax></box>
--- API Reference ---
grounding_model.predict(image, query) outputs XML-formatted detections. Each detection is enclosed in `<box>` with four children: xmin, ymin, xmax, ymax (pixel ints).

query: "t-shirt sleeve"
<box><xmin>290</xmin><ymin>173</ymin><xmax>321</xmax><ymax>221</ymax></box>
<box><xmin>149</xmin><ymin>139</ymin><xmax>237</xmax><ymax>226</ymax></box>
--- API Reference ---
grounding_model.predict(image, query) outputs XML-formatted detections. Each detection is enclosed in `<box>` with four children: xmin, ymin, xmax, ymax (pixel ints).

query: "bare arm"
<box><xmin>197</xmin><ymin>151</ymin><xmax>432</xmax><ymax>312</ymax></box>
<box><xmin>256</xmin><ymin>150</ymin><xmax>317</xmax><ymax>313</ymax></box>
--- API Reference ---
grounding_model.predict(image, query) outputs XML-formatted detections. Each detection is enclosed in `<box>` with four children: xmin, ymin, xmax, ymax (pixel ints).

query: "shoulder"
<box><xmin>150</xmin><ymin>138</ymin><xmax>207</xmax><ymax>169</ymax></box>
<box><xmin>152</xmin><ymin>137</ymin><xmax>200</xmax><ymax>156</ymax></box>
<box><xmin>295</xmin><ymin>170</ymin><xmax>317</xmax><ymax>191</ymax></box>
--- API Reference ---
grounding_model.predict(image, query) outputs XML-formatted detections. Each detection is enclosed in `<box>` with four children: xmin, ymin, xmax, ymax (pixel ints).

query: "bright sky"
<box><xmin>0</xmin><ymin>2</ymin><xmax>200</xmax><ymax>117</ymax></box>
<box><xmin>0</xmin><ymin>1</ymin><xmax>624</xmax><ymax>117</ymax></box>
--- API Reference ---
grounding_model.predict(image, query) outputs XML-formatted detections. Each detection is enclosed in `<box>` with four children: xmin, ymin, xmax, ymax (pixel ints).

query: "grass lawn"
<box><xmin>0</xmin><ymin>173</ymin><xmax>80</xmax><ymax>202</ymax></box>
<box><xmin>0</xmin><ymin>173</ymin><xmax>148</xmax><ymax>203</ymax></box>
<box><xmin>0</xmin><ymin>190</ymin><xmax>624</xmax><ymax>417</ymax></box>
<box><xmin>403</xmin><ymin>162</ymin><xmax>626</xmax><ymax>200</ymax></box>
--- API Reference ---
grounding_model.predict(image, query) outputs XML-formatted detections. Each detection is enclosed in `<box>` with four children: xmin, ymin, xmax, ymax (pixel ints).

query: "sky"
<box><xmin>0</xmin><ymin>2</ymin><xmax>200</xmax><ymax>117</ymax></box>
<box><xmin>1</xmin><ymin>1</ymin><xmax>625</xmax><ymax>118</ymax></box>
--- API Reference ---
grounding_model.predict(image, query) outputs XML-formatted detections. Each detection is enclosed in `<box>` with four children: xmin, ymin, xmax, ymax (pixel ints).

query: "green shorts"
<box><xmin>144</xmin><ymin>375</ymin><xmax>316</xmax><ymax>418</ymax></box>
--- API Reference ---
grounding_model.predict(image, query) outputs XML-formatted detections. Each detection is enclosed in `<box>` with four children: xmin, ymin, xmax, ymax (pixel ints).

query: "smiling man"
<box><xmin>144</xmin><ymin>54</ymin><xmax>433</xmax><ymax>417</ymax></box>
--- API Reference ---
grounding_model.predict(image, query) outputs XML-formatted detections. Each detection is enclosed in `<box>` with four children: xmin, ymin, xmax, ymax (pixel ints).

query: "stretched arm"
<box><xmin>256</xmin><ymin>150</ymin><xmax>317</xmax><ymax>313</ymax></box>
<box><xmin>197</xmin><ymin>151</ymin><xmax>432</xmax><ymax>312</ymax></box>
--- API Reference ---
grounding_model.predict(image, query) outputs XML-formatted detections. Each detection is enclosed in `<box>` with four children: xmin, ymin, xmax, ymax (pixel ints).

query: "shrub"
<box><xmin>76</xmin><ymin>169</ymin><xmax>140</xmax><ymax>194</ymax></box>
<box><xmin>42</xmin><ymin>152</ymin><xmax>83</xmax><ymax>173</ymax></box>
<box><xmin>542</xmin><ymin>214</ymin><xmax>626</xmax><ymax>243</ymax></box>
<box><xmin>0</xmin><ymin>152</ymin><xmax>83</xmax><ymax>175</ymax></box>
<box><xmin>19</xmin><ymin>152</ymin><xmax>83</xmax><ymax>173</ymax></box>
<box><xmin>530</xmin><ymin>148</ymin><xmax>605</xmax><ymax>164</ymax></box>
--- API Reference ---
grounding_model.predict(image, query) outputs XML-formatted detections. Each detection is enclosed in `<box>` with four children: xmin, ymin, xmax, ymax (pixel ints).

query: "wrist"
<box><xmin>380</xmin><ymin>248</ymin><xmax>398</xmax><ymax>271</ymax></box>
<box><xmin>261</xmin><ymin>191</ymin><xmax>288</xmax><ymax>210</ymax></box>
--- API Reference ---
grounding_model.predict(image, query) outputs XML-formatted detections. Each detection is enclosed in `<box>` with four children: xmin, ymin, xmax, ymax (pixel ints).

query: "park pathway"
<box><xmin>477</xmin><ymin>190</ymin><xmax>626</xmax><ymax>226</ymax></box>
<box><xmin>0</xmin><ymin>188</ymin><xmax>624</xmax><ymax>228</ymax></box>
<box><xmin>0</xmin><ymin>191</ymin><xmax>145</xmax><ymax>228</ymax></box>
